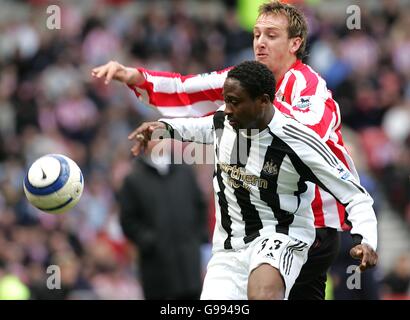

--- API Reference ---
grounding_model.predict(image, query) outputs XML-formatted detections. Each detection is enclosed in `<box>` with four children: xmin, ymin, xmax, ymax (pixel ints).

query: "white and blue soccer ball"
<box><xmin>23</xmin><ymin>154</ymin><xmax>84</xmax><ymax>214</ymax></box>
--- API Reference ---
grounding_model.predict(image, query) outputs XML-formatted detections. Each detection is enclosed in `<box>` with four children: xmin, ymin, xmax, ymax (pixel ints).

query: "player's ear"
<box><xmin>289</xmin><ymin>36</ymin><xmax>302</xmax><ymax>55</ymax></box>
<box><xmin>260</xmin><ymin>93</ymin><xmax>271</xmax><ymax>106</ymax></box>
<box><xmin>255</xmin><ymin>94</ymin><xmax>270</xmax><ymax>114</ymax></box>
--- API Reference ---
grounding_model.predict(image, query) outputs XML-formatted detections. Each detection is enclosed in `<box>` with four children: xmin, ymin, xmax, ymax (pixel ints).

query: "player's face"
<box><xmin>223</xmin><ymin>78</ymin><xmax>265</xmax><ymax>130</ymax></box>
<box><xmin>253</xmin><ymin>13</ymin><xmax>300</xmax><ymax>76</ymax></box>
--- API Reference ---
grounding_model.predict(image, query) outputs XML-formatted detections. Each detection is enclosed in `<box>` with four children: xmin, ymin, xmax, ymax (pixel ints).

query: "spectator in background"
<box><xmin>383</xmin><ymin>253</ymin><xmax>410</xmax><ymax>299</ymax></box>
<box><xmin>118</xmin><ymin>137</ymin><xmax>208</xmax><ymax>300</ymax></box>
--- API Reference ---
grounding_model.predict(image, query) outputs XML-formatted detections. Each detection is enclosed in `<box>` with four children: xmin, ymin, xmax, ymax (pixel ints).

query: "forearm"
<box><xmin>281</xmin><ymin>122</ymin><xmax>378</xmax><ymax>250</ymax></box>
<box><xmin>345</xmin><ymin>196</ymin><xmax>378</xmax><ymax>250</ymax></box>
<box><xmin>309</xmin><ymin>162</ymin><xmax>377</xmax><ymax>250</ymax></box>
<box><xmin>159</xmin><ymin>115</ymin><xmax>214</xmax><ymax>144</ymax></box>
<box><xmin>124</xmin><ymin>67</ymin><xmax>145</xmax><ymax>86</ymax></box>
<box><xmin>128</xmin><ymin>67</ymin><xmax>231</xmax><ymax>117</ymax></box>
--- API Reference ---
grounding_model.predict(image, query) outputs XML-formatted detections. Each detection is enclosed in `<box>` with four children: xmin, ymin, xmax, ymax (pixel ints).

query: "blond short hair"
<box><xmin>258</xmin><ymin>1</ymin><xmax>308</xmax><ymax>59</ymax></box>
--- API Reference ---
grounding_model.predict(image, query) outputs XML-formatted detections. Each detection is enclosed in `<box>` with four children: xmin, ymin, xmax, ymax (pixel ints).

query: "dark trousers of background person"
<box><xmin>330</xmin><ymin>231</ymin><xmax>381</xmax><ymax>300</ymax></box>
<box><xmin>289</xmin><ymin>227</ymin><xmax>340</xmax><ymax>300</ymax></box>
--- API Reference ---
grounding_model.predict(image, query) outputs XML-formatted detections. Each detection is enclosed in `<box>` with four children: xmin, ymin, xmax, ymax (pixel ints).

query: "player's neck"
<box><xmin>255</xmin><ymin>105</ymin><xmax>275</xmax><ymax>132</ymax></box>
<box><xmin>274</xmin><ymin>56</ymin><xmax>297</xmax><ymax>83</ymax></box>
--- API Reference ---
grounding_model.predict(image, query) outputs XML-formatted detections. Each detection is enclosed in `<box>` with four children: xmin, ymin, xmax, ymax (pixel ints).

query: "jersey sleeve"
<box><xmin>128</xmin><ymin>68</ymin><xmax>231</xmax><ymax>117</ymax></box>
<box><xmin>276</xmin><ymin>67</ymin><xmax>340</xmax><ymax>140</ymax></box>
<box><xmin>279</xmin><ymin>122</ymin><xmax>378</xmax><ymax>250</ymax></box>
<box><xmin>159</xmin><ymin>114</ymin><xmax>215</xmax><ymax>144</ymax></box>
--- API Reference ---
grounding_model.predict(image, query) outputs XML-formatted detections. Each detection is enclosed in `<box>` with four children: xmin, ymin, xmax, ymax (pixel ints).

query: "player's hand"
<box><xmin>128</xmin><ymin>121</ymin><xmax>167</xmax><ymax>156</ymax></box>
<box><xmin>350</xmin><ymin>244</ymin><xmax>378</xmax><ymax>272</ymax></box>
<box><xmin>91</xmin><ymin>60</ymin><xmax>144</xmax><ymax>85</ymax></box>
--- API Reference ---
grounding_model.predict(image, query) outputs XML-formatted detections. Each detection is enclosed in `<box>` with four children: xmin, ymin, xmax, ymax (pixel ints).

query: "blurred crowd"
<box><xmin>0</xmin><ymin>0</ymin><xmax>408</xmax><ymax>299</ymax></box>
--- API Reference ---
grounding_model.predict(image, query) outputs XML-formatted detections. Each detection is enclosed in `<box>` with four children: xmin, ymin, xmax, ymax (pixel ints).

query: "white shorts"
<box><xmin>200</xmin><ymin>233</ymin><xmax>309</xmax><ymax>300</ymax></box>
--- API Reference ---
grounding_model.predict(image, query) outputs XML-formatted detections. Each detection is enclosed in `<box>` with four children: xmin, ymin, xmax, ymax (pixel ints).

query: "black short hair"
<box><xmin>227</xmin><ymin>61</ymin><xmax>276</xmax><ymax>102</ymax></box>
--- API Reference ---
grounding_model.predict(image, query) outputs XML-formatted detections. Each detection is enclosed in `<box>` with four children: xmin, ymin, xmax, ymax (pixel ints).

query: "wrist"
<box><xmin>159</xmin><ymin>121</ymin><xmax>174</xmax><ymax>139</ymax></box>
<box><xmin>351</xmin><ymin>234</ymin><xmax>363</xmax><ymax>247</ymax></box>
<box><xmin>126</xmin><ymin>67</ymin><xmax>144</xmax><ymax>86</ymax></box>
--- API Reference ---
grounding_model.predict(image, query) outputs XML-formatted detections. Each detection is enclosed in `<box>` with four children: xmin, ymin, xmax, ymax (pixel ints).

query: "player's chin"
<box><xmin>255</xmin><ymin>55</ymin><xmax>269</xmax><ymax>62</ymax></box>
<box><xmin>229</xmin><ymin>120</ymin><xmax>240</xmax><ymax>130</ymax></box>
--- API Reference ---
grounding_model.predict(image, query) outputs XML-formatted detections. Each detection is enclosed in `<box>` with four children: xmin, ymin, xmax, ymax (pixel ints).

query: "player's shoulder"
<box><xmin>269</xmin><ymin>109</ymin><xmax>321</xmax><ymax>139</ymax></box>
<box><xmin>290</xmin><ymin>60</ymin><xmax>318</xmax><ymax>75</ymax></box>
<box><xmin>269</xmin><ymin>107</ymin><xmax>298</xmax><ymax>129</ymax></box>
<box><xmin>289</xmin><ymin>60</ymin><xmax>327</xmax><ymax>86</ymax></box>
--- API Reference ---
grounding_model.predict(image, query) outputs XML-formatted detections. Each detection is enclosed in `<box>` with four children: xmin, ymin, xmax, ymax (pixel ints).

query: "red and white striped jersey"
<box><xmin>129</xmin><ymin>60</ymin><xmax>357</xmax><ymax>231</ymax></box>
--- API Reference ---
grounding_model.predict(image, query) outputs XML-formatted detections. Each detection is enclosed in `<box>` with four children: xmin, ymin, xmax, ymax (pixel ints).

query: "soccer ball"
<box><xmin>23</xmin><ymin>154</ymin><xmax>84</xmax><ymax>214</ymax></box>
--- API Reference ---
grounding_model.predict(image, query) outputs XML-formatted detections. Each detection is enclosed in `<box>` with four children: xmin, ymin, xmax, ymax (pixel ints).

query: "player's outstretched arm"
<box><xmin>93</xmin><ymin>60</ymin><xmax>230</xmax><ymax>117</ymax></box>
<box><xmin>277</xmin><ymin>121</ymin><xmax>378</xmax><ymax>262</ymax></box>
<box><xmin>302</xmin><ymin>150</ymin><xmax>379</xmax><ymax>271</ymax></box>
<box><xmin>127</xmin><ymin>115</ymin><xmax>215</xmax><ymax>156</ymax></box>
<box><xmin>91</xmin><ymin>60</ymin><xmax>145</xmax><ymax>86</ymax></box>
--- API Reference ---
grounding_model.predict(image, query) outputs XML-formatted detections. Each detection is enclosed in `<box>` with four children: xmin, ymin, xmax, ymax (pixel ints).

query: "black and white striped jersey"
<box><xmin>160</xmin><ymin>106</ymin><xmax>377</xmax><ymax>252</ymax></box>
